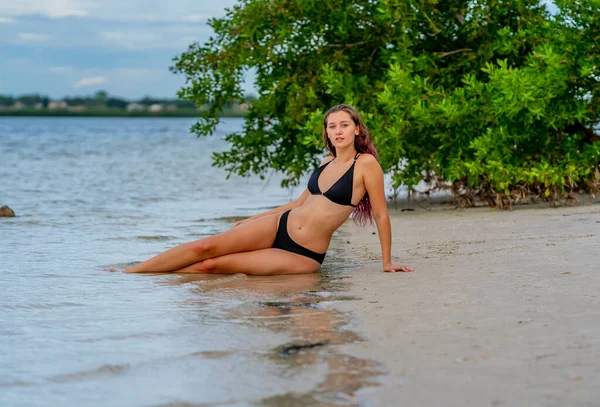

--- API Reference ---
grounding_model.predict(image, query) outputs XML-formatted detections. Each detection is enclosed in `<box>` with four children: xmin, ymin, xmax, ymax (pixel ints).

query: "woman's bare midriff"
<box><xmin>286</xmin><ymin>195</ymin><xmax>355</xmax><ymax>253</ymax></box>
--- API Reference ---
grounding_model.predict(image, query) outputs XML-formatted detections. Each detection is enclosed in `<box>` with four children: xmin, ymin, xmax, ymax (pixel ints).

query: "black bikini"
<box><xmin>272</xmin><ymin>153</ymin><xmax>361</xmax><ymax>264</ymax></box>
<box><xmin>273</xmin><ymin>210</ymin><xmax>326</xmax><ymax>264</ymax></box>
<box><xmin>307</xmin><ymin>152</ymin><xmax>361</xmax><ymax>207</ymax></box>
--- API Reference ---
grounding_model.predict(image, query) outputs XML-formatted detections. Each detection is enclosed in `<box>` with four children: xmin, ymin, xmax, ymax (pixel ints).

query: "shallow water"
<box><xmin>0</xmin><ymin>117</ymin><xmax>378</xmax><ymax>406</ymax></box>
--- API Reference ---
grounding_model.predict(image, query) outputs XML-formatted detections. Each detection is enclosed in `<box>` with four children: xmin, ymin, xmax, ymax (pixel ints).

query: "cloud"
<box><xmin>2</xmin><ymin>1</ymin><xmax>243</xmax><ymax>97</ymax></box>
<box><xmin>99</xmin><ymin>28</ymin><xmax>207</xmax><ymax>50</ymax></box>
<box><xmin>18</xmin><ymin>32</ymin><xmax>52</xmax><ymax>42</ymax></box>
<box><xmin>0</xmin><ymin>1</ymin><xmax>236</xmax><ymax>22</ymax></box>
<box><xmin>73</xmin><ymin>76</ymin><xmax>107</xmax><ymax>88</ymax></box>
<box><xmin>0</xmin><ymin>0</ymin><xmax>90</xmax><ymax>18</ymax></box>
<box><xmin>181</xmin><ymin>14</ymin><xmax>208</xmax><ymax>23</ymax></box>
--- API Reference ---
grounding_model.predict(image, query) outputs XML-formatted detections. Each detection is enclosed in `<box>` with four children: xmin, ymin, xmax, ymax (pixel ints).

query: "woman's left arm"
<box><xmin>362</xmin><ymin>156</ymin><xmax>414</xmax><ymax>273</ymax></box>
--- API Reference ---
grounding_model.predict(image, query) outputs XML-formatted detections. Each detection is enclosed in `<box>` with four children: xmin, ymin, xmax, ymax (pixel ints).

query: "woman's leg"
<box><xmin>173</xmin><ymin>248</ymin><xmax>322</xmax><ymax>275</ymax></box>
<box><xmin>124</xmin><ymin>214</ymin><xmax>280</xmax><ymax>273</ymax></box>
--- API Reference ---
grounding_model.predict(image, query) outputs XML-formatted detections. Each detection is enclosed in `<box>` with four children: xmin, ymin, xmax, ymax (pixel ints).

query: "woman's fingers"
<box><xmin>384</xmin><ymin>264</ymin><xmax>415</xmax><ymax>273</ymax></box>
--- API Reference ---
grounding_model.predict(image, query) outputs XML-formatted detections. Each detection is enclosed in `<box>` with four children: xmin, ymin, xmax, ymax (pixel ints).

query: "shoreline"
<box><xmin>0</xmin><ymin>109</ymin><xmax>246</xmax><ymax>118</ymax></box>
<box><xmin>332</xmin><ymin>200</ymin><xmax>600</xmax><ymax>406</ymax></box>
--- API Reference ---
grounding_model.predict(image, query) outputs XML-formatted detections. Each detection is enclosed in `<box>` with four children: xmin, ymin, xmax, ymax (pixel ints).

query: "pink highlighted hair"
<box><xmin>322</xmin><ymin>104</ymin><xmax>379</xmax><ymax>227</ymax></box>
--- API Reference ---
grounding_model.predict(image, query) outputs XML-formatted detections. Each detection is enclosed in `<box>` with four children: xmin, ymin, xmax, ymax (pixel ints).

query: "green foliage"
<box><xmin>173</xmin><ymin>0</ymin><xmax>600</xmax><ymax>204</ymax></box>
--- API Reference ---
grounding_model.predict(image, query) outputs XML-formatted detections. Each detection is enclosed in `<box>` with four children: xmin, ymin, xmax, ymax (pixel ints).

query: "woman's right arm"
<box><xmin>232</xmin><ymin>189</ymin><xmax>311</xmax><ymax>228</ymax></box>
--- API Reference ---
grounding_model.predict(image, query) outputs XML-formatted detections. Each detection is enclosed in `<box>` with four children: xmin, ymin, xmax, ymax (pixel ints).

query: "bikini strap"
<box><xmin>354</xmin><ymin>152</ymin><xmax>361</xmax><ymax>161</ymax></box>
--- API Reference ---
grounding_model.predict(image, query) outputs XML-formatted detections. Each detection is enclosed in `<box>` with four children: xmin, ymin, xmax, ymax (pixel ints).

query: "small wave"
<box><xmin>100</xmin><ymin>236</ymin><xmax>130</xmax><ymax>241</ymax></box>
<box><xmin>131</xmin><ymin>196</ymin><xmax>163</xmax><ymax>203</ymax></box>
<box><xmin>39</xmin><ymin>273</ymin><xmax>76</xmax><ymax>279</ymax></box>
<box><xmin>0</xmin><ymin>302</ymin><xmax>85</xmax><ymax>310</ymax></box>
<box><xmin>76</xmin><ymin>331</ymin><xmax>168</xmax><ymax>343</ymax></box>
<box><xmin>100</xmin><ymin>261</ymin><xmax>141</xmax><ymax>272</ymax></box>
<box><xmin>0</xmin><ymin>380</ymin><xmax>35</xmax><ymax>388</ymax></box>
<box><xmin>160</xmin><ymin>274</ymin><xmax>249</xmax><ymax>289</ymax></box>
<box><xmin>47</xmin><ymin>151</ymin><xmax>78</xmax><ymax>158</ymax></box>
<box><xmin>192</xmin><ymin>215</ymin><xmax>252</xmax><ymax>223</ymax></box>
<box><xmin>104</xmin><ymin>214</ymin><xmax>150</xmax><ymax>220</ymax></box>
<box><xmin>213</xmin><ymin>216</ymin><xmax>246</xmax><ymax>222</ymax></box>
<box><xmin>136</xmin><ymin>235</ymin><xmax>175</xmax><ymax>241</ymax></box>
<box><xmin>13</xmin><ymin>220</ymin><xmax>42</xmax><ymax>226</ymax></box>
<box><xmin>238</xmin><ymin>206</ymin><xmax>275</xmax><ymax>211</ymax></box>
<box><xmin>173</xmin><ymin>273</ymin><xmax>248</xmax><ymax>289</ymax></box>
<box><xmin>50</xmin><ymin>364</ymin><xmax>129</xmax><ymax>382</ymax></box>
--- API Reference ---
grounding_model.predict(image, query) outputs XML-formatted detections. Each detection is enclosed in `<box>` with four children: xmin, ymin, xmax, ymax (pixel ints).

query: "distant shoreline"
<box><xmin>0</xmin><ymin>108</ymin><xmax>247</xmax><ymax>118</ymax></box>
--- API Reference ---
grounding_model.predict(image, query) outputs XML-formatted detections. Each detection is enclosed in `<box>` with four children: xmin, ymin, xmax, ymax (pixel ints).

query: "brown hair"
<box><xmin>322</xmin><ymin>104</ymin><xmax>379</xmax><ymax>226</ymax></box>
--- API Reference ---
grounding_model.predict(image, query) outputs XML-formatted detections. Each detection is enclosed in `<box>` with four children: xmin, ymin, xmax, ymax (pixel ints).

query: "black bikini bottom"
<box><xmin>273</xmin><ymin>210</ymin><xmax>326</xmax><ymax>264</ymax></box>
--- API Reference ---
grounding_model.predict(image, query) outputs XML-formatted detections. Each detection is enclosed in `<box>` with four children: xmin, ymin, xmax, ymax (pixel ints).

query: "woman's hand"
<box><xmin>383</xmin><ymin>263</ymin><xmax>414</xmax><ymax>273</ymax></box>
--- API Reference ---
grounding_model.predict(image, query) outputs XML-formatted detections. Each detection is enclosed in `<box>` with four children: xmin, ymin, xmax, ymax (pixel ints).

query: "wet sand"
<box><xmin>333</xmin><ymin>200</ymin><xmax>600</xmax><ymax>406</ymax></box>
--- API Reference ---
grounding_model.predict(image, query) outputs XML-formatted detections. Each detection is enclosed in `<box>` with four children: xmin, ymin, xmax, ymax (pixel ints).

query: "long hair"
<box><xmin>322</xmin><ymin>104</ymin><xmax>379</xmax><ymax>226</ymax></box>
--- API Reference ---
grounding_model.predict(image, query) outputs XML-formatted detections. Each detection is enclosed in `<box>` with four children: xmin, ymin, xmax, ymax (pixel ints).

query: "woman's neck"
<box><xmin>333</xmin><ymin>147</ymin><xmax>357</xmax><ymax>164</ymax></box>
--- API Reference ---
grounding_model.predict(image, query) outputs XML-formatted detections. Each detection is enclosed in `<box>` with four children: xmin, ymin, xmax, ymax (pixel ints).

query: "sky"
<box><xmin>0</xmin><ymin>1</ymin><xmax>558</xmax><ymax>101</ymax></box>
<box><xmin>0</xmin><ymin>0</ymin><xmax>243</xmax><ymax>99</ymax></box>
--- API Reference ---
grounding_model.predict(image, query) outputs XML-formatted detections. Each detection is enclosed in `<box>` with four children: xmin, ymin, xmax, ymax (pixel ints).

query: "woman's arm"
<box><xmin>233</xmin><ymin>189</ymin><xmax>311</xmax><ymax>227</ymax></box>
<box><xmin>362</xmin><ymin>156</ymin><xmax>414</xmax><ymax>273</ymax></box>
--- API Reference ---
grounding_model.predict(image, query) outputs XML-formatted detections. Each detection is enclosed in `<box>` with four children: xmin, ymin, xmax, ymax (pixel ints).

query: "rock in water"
<box><xmin>0</xmin><ymin>206</ymin><xmax>15</xmax><ymax>217</ymax></box>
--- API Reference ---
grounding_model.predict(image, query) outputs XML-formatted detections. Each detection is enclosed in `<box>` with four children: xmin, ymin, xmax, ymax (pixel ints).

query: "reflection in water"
<box><xmin>162</xmin><ymin>271</ymin><xmax>382</xmax><ymax>406</ymax></box>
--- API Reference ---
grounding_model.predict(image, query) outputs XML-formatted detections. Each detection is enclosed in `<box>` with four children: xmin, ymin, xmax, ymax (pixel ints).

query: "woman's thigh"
<box><xmin>177</xmin><ymin>248</ymin><xmax>321</xmax><ymax>275</ymax></box>
<box><xmin>200</xmin><ymin>213</ymin><xmax>281</xmax><ymax>256</ymax></box>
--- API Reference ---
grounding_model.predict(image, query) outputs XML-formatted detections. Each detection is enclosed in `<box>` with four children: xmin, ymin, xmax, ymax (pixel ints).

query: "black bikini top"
<box><xmin>307</xmin><ymin>153</ymin><xmax>361</xmax><ymax>207</ymax></box>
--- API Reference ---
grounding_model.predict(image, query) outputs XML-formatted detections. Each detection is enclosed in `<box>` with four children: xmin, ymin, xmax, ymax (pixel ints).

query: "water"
<box><xmin>0</xmin><ymin>117</ymin><xmax>379</xmax><ymax>406</ymax></box>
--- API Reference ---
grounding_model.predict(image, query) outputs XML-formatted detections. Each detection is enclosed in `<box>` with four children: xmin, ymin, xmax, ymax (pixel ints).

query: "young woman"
<box><xmin>124</xmin><ymin>104</ymin><xmax>414</xmax><ymax>274</ymax></box>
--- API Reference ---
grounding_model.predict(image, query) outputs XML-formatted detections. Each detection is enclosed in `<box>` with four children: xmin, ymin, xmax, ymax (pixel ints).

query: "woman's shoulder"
<box><xmin>356</xmin><ymin>153</ymin><xmax>378</xmax><ymax>165</ymax></box>
<box><xmin>356</xmin><ymin>154</ymin><xmax>382</xmax><ymax>179</ymax></box>
<box><xmin>320</xmin><ymin>156</ymin><xmax>335</xmax><ymax>165</ymax></box>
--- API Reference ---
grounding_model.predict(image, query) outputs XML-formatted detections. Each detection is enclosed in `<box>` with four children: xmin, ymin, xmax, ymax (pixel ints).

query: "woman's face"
<box><xmin>326</xmin><ymin>111</ymin><xmax>359</xmax><ymax>149</ymax></box>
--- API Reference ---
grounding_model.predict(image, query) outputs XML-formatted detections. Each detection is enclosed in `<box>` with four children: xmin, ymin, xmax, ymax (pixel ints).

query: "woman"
<box><xmin>124</xmin><ymin>104</ymin><xmax>414</xmax><ymax>274</ymax></box>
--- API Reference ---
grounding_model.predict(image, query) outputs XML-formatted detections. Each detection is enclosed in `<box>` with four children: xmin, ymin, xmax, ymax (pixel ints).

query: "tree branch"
<box><xmin>580</xmin><ymin>123</ymin><xmax>600</xmax><ymax>142</ymax></box>
<box><xmin>327</xmin><ymin>41</ymin><xmax>368</xmax><ymax>49</ymax></box>
<box><xmin>435</xmin><ymin>48</ymin><xmax>472</xmax><ymax>58</ymax></box>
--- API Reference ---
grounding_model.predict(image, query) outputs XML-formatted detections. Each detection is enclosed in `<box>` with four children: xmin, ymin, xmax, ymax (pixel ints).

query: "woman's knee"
<box><xmin>189</xmin><ymin>239</ymin><xmax>215</xmax><ymax>256</ymax></box>
<box><xmin>194</xmin><ymin>258</ymin><xmax>218</xmax><ymax>273</ymax></box>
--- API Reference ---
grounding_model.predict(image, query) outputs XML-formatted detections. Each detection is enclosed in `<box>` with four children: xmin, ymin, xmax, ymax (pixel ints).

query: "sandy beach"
<box><xmin>333</xmin><ymin>200</ymin><xmax>599</xmax><ymax>406</ymax></box>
